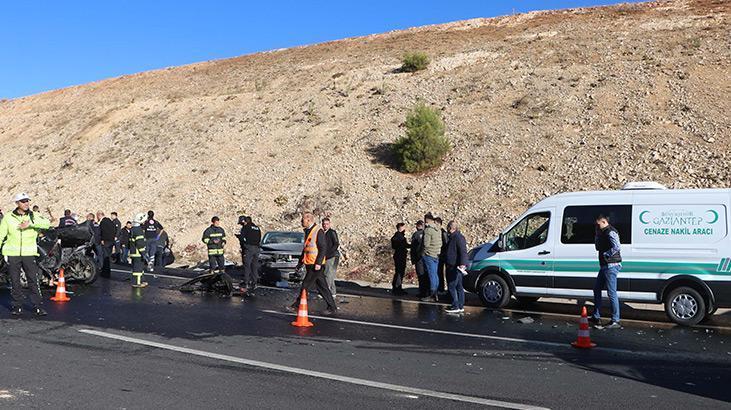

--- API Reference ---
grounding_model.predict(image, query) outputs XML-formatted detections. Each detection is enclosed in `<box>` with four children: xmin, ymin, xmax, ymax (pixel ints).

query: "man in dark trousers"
<box><xmin>202</xmin><ymin>216</ymin><xmax>227</xmax><ymax>276</ymax></box>
<box><xmin>110</xmin><ymin>211</ymin><xmax>122</xmax><ymax>261</ymax></box>
<box><xmin>390</xmin><ymin>222</ymin><xmax>409</xmax><ymax>296</ymax></box>
<box><xmin>129</xmin><ymin>214</ymin><xmax>148</xmax><ymax>288</ymax></box>
<box><xmin>436</xmin><ymin>217</ymin><xmax>449</xmax><ymax>295</ymax></box>
<box><xmin>591</xmin><ymin>214</ymin><xmax>622</xmax><ymax>329</ymax></box>
<box><xmin>287</xmin><ymin>212</ymin><xmax>336</xmax><ymax>315</ymax></box>
<box><xmin>98</xmin><ymin>211</ymin><xmax>116</xmax><ymax>278</ymax></box>
<box><xmin>444</xmin><ymin>221</ymin><xmax>468</xmax><ymax>314</ymax></box>
<box><xmin>322</xmin><ymin>217</ymin><xmax>340</xmax><ymax>297</ymax></box>
<box><xmin>239</xmin><ymin>216</ymin><xmax>261</xmax><ymax>294</ymax></box>
<box><xmin>410</xmin><ymin>220</ymin><xmax>427</xmax><ymax>298</ymax></box>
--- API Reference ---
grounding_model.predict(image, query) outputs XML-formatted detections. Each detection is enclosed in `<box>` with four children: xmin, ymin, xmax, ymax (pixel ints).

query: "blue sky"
<box><xmin>0</xmin><ymin>0</ymin><xmax>640</xmax><ymax>99</ymax></box>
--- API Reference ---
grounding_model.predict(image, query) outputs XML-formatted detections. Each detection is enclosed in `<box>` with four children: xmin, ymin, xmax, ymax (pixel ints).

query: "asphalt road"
<box><xmin>0</xmin><ymin>265</ymin><xmax>729</xmax><ymax>409</ymax></box>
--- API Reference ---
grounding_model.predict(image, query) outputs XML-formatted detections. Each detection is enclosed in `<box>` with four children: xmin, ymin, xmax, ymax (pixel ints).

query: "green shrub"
<box><xmin>400</xmin><ymin>51</ymin><xmax>430</xmax><ymax>72</ymax></box>
<box><xmin>393</xmin><ymin>103</ymin><xmax>450</xmax><ymax>173</ymax></box>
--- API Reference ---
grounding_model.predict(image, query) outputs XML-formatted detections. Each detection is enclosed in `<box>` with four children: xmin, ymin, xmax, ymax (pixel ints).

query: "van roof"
<box><xmin>534</xmin><ymin>187</ymin><xmax>731</xmax><ymax>207</ymax></box>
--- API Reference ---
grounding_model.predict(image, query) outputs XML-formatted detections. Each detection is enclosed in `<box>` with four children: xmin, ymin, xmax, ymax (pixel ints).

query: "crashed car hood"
<box><xmin>260</xmin><ymin>243</ymin><xmax>303</xmax><ymax>254</ymax></box>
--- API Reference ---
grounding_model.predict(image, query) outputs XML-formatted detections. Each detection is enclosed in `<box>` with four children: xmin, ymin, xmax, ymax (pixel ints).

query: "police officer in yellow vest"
<box><xmin>287</xmin><ymin>212</ymin><xmax>337</xmax><ymax>315</ymax></box>
<box><xmin>0</xmin><ymin>193</ymin><xmax>51</xmax><ymax>316</ymax></box>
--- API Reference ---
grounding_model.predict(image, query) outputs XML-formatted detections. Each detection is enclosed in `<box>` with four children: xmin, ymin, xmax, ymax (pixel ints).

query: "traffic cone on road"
<box><xmin>50</xmin><ymin>268</ymin><xmax>71</xmax><ymax>302</ymax></box>
<box><xmin>571</xmin><ymin>306</ymin><xmax>596</xmax><ymax>349</ymax></box>
<box><xmin>291</xmin><ymin>289</ymin><xmax>314</xmax><ymax>327</ymax></box>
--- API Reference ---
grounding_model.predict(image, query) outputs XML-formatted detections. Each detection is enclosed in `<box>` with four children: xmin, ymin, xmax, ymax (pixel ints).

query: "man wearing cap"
<box><xmin>238</xmin><ymin>216</ymin><xmax>261</xmax><ymax>294</ymax></box>
<box><xmin>0</xmin><ymin>193</ymin><xmax>51</xmax><ymax>316</ymax></box>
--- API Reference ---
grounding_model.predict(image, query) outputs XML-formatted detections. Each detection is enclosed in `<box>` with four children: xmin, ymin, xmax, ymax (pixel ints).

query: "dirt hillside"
<box><xmin>0</xmin><ymin>0</ymin><xmax>728</xmax><ymax>283</ymax></box>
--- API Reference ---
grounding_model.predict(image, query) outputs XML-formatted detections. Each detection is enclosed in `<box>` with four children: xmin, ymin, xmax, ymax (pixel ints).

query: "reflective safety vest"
<box><xmin>202</xmin><ymin>225</ymin><xmax>226</xmax><ymax>256</ymax></box>
<box><xmin>302</xmin><ymin>224</ymin><xmax>324</xmax><ymax>265</ymax></box>
<box><xmin>0</xmin><ymin>210</ymin><xmax>51</xmax><ymax>257</ymax></box>
<box><xmin>129</xmin><ymin>226</ymin><xmax>146</xmax><ymax>257</ymax></box>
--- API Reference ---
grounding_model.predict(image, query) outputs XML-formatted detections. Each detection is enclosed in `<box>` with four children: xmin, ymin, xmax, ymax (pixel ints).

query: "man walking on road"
<box><xmin>410</xmin><ymin>220</ymin><xmax>427</xmax><ymax>298</ymax></box>
<box><xmin>591</xmin><ymin>214</ymin><xmax>622</xmax><ymax>329</ymax></box>
<box><xmin>421</xmin><ymin>213</ymin><xmax>442</xmax><ymax>302</ymax></box>
<box><xmin>287</xmin><ymin>212</ymin><xmax>336</xmax><ymax>315</ymax></box>
<box><xmin>322</xmin><ymin>217</ymin><xmax>340</xmax><ymax>297</ymax></box>
<box><xmin>444</xmin><ymin>221</ymin><xmax>468</xmax><ymax>314</ymax></box>
<box><xmin>0</xmin><ymin>193</ymin><xmax>51</xmax><ymax>316</ymax></box>
<box><xmin>239</xmin><ymin>216</ymin><xmax>261</xmax><ymax>294</ymax></box>
<box><xmin>98</xmin><ymin>211</ymin><xmax>116</xmax><ymax>278</ymax></box>
<box><xmin>390</xmin><ymin>222</ymin><xmax>409</xmax><ymax>296</ymax></box>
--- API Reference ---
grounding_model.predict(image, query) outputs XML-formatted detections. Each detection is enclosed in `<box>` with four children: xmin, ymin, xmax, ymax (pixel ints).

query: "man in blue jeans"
<box><xmin>444</xmin><ymin>221</ymin><xmax>468</xmax><ymax>314</ymax></box>
<box><xmin>420</xmin><ymin>213</ymin><xmax>442</xmax><ymax>302</ymax></box>
<box><xmin>591</xmin><ymin>214</ymin><xmax>622</xmax><ymax>329</ymax></box>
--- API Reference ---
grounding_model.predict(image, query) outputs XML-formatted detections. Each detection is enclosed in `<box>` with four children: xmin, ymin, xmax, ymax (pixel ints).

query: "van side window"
<box><xmin>504</xmin><ymin>212</ymin><xmax>550</xmax><ymax>251</ymax></box>
<box><xmin>561</xmin><ymin>205</ymin><xmax>632</xmax><ymax>244</ymax></box>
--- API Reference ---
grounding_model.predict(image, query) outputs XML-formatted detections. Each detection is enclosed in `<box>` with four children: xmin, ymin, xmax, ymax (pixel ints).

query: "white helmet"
<box><xmin>133</xmin><ymin>213</ymin><xmax>147</xmax><ymax>225</ymax></box>
<box><xmin>12</xmin><ymin>193</ymin><xmax>30</xmax><ymax>202</ymax></box>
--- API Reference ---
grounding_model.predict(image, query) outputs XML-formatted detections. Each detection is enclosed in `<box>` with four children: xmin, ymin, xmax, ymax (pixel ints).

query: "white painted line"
<box><xmin>79</xmin><ymin>329</ymin><xmax>547</xmax><ymax>410</ymax></box>
<box><xmin>264</xmin><ymin>310</ymin><xmax>567</xmax><ymax>348</ymax></box>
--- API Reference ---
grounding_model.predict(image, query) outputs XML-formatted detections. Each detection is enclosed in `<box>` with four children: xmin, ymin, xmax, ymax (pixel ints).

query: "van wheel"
<box><xmin>516</xmin><ymin>296</ymin><xmax>540</xmax><ymax>304</ymax></box>
<box><xmin>664</xmin><ymin>286</ymin><xmax>706</xmax><ymax>326</ymax></box>
<box><xmin>478</xmin><ymin>274</ymin><xmax>511</xmax><ymax>308</ymax></box>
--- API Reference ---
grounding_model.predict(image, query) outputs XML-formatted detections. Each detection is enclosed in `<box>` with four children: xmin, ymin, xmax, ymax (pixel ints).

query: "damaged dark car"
<box><xmin>258</xmin><ymin>231</ymin><xmax>305</xmax><ymax>285</ymax></box>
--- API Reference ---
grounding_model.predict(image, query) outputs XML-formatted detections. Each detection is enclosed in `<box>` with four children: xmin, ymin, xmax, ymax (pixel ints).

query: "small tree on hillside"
<box><xmin>400</xmin><ymin>51</ymin><xmax>430</xmax><ymax>72</ymax></box>
<box><xmin>393</xmin><ymin>103</ymin><xmax>450</xmax><ymax>173</ymax></box>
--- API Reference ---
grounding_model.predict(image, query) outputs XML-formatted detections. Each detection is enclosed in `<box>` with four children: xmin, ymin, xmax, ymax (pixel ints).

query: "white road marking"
<box><xmin>79</xmin><ymin>329</ymin><xmax>548</xmax><ymax>410</ymax></box>
<box><xmin>264</xmin><ymin>310</ymin><xmax>568</xmax><ymax>348</ymax></box>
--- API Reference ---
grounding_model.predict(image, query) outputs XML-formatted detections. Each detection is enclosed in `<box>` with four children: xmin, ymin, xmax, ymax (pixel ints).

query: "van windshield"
<box><xmin>504</xmin><ymin>212</ymin><xmax>550</xmax><ymax>251</ymax></box>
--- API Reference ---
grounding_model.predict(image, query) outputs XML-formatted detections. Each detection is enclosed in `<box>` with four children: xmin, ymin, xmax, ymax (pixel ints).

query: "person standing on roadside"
<box><xmin>129</xmin><ymin>214</ymin><xmax>148</xmax><ymax>288</ymax></box>
<box><xmin>118</xmin><ymin>221</ymin><xmax>132</xmax><ymax>265</ymax></box>
<box><xmin>110</xmin><ymin>212</ymin><xmax>122</xmax><ymax>261</ymax></box>
<box><xmin>390</xmin><ymin>222</ymin><xmax>409</xmax><ymax>296</ymax></box>
<box><xmin>143</xmin><ymin>210</ymin><xmax>164</xmax><ymax>271</ymax></box>
<box><xmin>87</xmin><ymin>213</ymin><xmax>103</xmax><ymax>269</ymax></box>
<box><xmin>444</xmin><ymin>221</ymin><xmax>468</xmax><ymax>314</ymax></box>
<box><xmin>98</xmin><ymin>211</ymin><xmax>116</xmax><ymax>278</ymax></box>
<box><xmin>0</xmin><ymin>193</ymin><xmax>51</xmax><ymax>316</ymax></box>
<box><xmin>58</xmin><ymin>209</ymin><xmax>77</xmax><ymax>227</ymax></box>
<box><xmin>590</xmin><ymin>214</ymin><xmax>622</xmax><ymax>329</ymax></box>
<box><xmin>202</xmin><ymin>216</ymin><xmax>226</xmax><ymax>276</ymax></box>
<box><xmin>239</xmin><ymin>216</ymin><xmax>262</xmax><ymax>294</ymax></box>
<box><xmin>410</xmin><ymin>220</ymin><xmax>427</xmax><ymax>298</ymax></box>
<box><xmin>436</xmin><ymin>217</ymin><xmax>449</xmax><ymax>296</ymax></box>
<box><xmin>322</xmin><ymin>217</ymin><xmax>340</xmax><ymax>297</ymax></box>
<box><xmin>421</xmin><ymin>213</ymin><xmax>442</xmax><ymax>302</ymax></box>
<box><xmin>287</xmin><ymin>212</ymin><xmax>336</xmax><ymax>315</ymax></box>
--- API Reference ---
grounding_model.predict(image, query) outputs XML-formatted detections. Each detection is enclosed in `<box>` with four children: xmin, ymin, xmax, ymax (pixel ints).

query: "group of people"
<box><xmin>391</xmin><ymin>213</ymin><xmax>468</xmax><ymax>314</ymax></box>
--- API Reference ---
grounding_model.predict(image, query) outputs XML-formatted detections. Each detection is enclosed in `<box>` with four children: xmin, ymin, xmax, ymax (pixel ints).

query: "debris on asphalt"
<box><xmin>518</xmin><ymin>317</ymin><xmax>534</xmax><ymax>324</ymax></box>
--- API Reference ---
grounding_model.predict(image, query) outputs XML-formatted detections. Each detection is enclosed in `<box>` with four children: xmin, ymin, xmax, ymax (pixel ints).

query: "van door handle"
<box><xmin>538</xmin><ymin>250</ymin><xmax>551</xmax><ymax>255</ymax></box>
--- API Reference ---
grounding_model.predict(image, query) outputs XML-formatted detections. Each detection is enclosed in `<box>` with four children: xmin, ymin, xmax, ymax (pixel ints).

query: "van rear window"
<box><xmin>561</xmin><ymin>205</ymin><xmax>632</xmax><ymax>244</ymax></box>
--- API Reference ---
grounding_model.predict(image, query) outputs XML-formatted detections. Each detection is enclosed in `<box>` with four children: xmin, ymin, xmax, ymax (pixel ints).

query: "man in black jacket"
<box><xmin>110</xmin><ymin>212</ymin><xmax>122</xmax><ymax>261</ymax></box>
<box><xmin>118</xmin><ymin>221</ymin><xmax>132</xmax><ymax>265</ymax></box>
<box><xmin>98</xmin><ymin>211</ymin><xmax>116</xmax><ymax>278</ymax></box>
<box><xmin>436</xmin><ymin>217</ymin><xmax>449</xmax><ymax>295</ymax></box>
<box><xmin>410</xmin><ymin>220</ymin><xmax>427</xmax><ymax>298</ymax></box>
<box><xmin>391</xmin><ymin>223</ymin><xmax>409</xmax><ymax>296</ymax></box>
<box><xmin>57</xmin><ymin>209</ymin><xmax>76</xmax><ymax>227</ymax></box>
<box><xmin>238</xmin><ymin>216</ymin><xmax>261</xmax><ymax>294</ymax></box>
<box><xmin>322</xmin><ymin>217</ymin><xmax>340</xmax><ymax>296</ymax></box>
<box><xmin>444</xmin><ymin>221</ymin><xmax>468</xmax><ymax>314</ymax></box>
<box><xmin>287</xmin><ymin>212</ymin><xmax>336</xmax><ymax>315</ymax></box>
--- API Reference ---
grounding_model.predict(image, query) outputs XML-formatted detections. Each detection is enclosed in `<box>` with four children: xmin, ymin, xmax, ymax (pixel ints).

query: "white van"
<box><xmin>464</xmin><ymin>182</ymin><xmax>731</xmax><ymax>325</ymax></box>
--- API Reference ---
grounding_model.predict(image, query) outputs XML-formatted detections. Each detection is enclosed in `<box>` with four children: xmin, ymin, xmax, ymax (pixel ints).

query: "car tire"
<box><xmin>478</xmin><ymin>274</ymin><xmax>511</xmax><ymax>308</ymax></box>
<box><xmin>664</xmin><ymin>286</ymin><xmax>706</xmax><ymax>326</ymax></box>
<box><xmin>515</xmin><ymin>296</ymin><xmax>540</xmax><ymax>305</ymax></box>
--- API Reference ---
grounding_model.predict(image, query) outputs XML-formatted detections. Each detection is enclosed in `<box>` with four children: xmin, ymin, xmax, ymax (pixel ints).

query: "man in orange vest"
<box><xmin>287</xmin><ymin>212</ymin><xmax>337</xmax><ymax>315</ymax></box>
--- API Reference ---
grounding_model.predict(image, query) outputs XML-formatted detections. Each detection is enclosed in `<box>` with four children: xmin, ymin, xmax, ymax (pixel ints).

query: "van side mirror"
<box><xmin>497</xmin><ymin>233</ymin><xmax>505</xmax><ymax>251</ymax></box>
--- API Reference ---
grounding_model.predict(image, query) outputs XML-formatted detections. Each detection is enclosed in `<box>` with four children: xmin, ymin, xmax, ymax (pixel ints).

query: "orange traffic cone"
<box><xmin>291</xmin><ymin>289</ymin><xmax>314</xmax><ymax>327</ymax></box>
<box><xmin>571</xmin><ymin>306</ymin><xmax>595</xmax><ymax>349</ymax></box>
<box><xmin>50</xmin><ymin>268</ymin><xmax>71</xmax><ymax>302</ymax></box>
